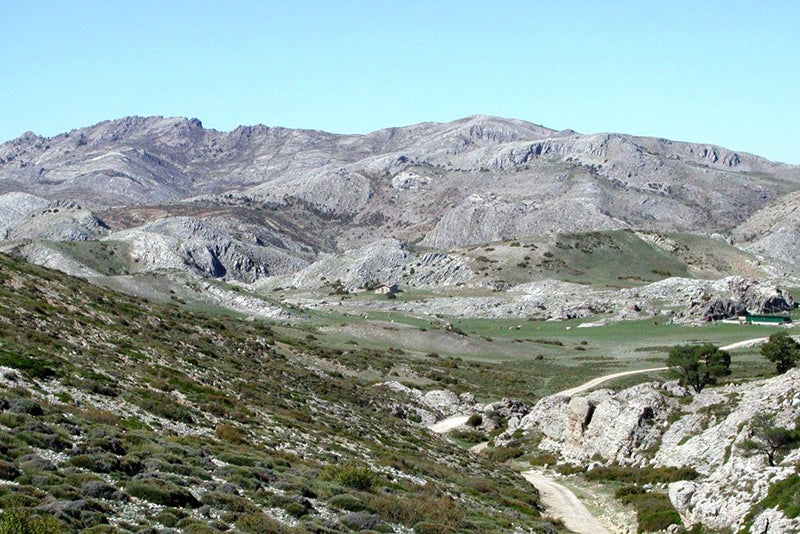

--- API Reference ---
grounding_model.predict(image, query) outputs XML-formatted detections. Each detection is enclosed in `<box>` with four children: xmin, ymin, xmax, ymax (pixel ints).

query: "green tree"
<box><xmin>760</xmin><ymin>331</ymin><xmax>800</xmax><ymax>374</ymax></box>
<box><xmin>740</xmin><ymin>412</ymin><xmax>800</xmax><ymax>466</ymax></box>
<box><xmin>666</xmin><ymin>343</ymin><xmax>731</xmax><ymax>393</ymax></box>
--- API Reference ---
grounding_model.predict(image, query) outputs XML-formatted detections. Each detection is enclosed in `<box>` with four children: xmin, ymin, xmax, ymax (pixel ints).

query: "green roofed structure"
<box><xmin>745</xmin><ymin>315</ymin><xmax>792</xmax><ymax>325</ymax></box>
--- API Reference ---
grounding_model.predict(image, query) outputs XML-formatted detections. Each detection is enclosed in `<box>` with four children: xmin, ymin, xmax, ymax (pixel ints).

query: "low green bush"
<box><xmin>328</xmin><ymin>493</ymin><xmax>366</xmax><ymax>512</ymax></box>
<box><xmin>0</xmin><ymin>351</ymin><xmax>58</xmax><ymax>380</ymax></box>
<box><xmin>745</xmin><ymin>473</ymin><xmax>800</xmax><ymax>523</ymax></box>
<box><xmin>485</xmin><ymin>446</ymin><xmax>524</xmax><ymax>463</ymax></box>
<box><xmin>618</xmin><ymin>490</ymin><xmax>680</xmax><ymax>532</ymax></box>
<box><xmin>334</xmin><ymin>464</ymin><xmax>376</xmax><ymax>492</ymax></box>
<box><xmin>235</xmin><ymin>512</ymin><xmax>294</xmax><ymax>533</ymax></box>
<box><xmin>0</xmin><ymin>501</ymin><xmax>64</xmax><ymax>533</ymax></box>
<box><xmin>126</xmin><ymin>478</ymin><xmax>200</xmax><ymax>508</ymax></box>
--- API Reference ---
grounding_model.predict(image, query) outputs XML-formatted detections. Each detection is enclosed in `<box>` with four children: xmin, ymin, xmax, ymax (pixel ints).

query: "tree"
<box><xmin>666</xmin><ymin>343</ymin><xmax>731</xmax><ymax>393</ymax></box>
<box><xmin>740</xmin><ymin>412</ymin><xmax>800</xmax><ymax>466</ymax></box>
<box><xmin>760</xmin><ymin>330</ymin><xmax>800</xmax><ymax>374</ymax></box>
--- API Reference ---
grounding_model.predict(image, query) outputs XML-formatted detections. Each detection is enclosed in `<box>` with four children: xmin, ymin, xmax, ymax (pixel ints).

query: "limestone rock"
<box><xmin>511</xmin><ymin>369</ymin><xmax>800</xmax><ymax>532</ymax></box>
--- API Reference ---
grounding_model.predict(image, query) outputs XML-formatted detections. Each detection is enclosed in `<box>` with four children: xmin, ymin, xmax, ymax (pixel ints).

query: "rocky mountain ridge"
<box><xmin>2</xmin><ymin>114</ymin><xmax>799</xmax><ymax>326</ymax></box>
<box><xmin>2</xmin><ymin>115</ymin><xmax>798</xmax><ymax>248</ymax></box>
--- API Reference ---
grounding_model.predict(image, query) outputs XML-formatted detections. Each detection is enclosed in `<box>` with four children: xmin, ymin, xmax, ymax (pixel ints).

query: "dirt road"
<box><xmin>425</xmin><ymin>336</ymin><xmax>776</xmax><ymax>533</ymax></box>
<box><xmin>557</xmin><ymin>366</ymin><xmax>670</xmax><ymax>397</ymax></box>
<box><xmin>427</xmin><ymin>419</ymin><xmax>614</xmax><ymax>531</ymax></box>
<box><xmin>522</xmin><ymin>470</ymin><xmax>611</xmax><ymax>533</ymax></box>
<box><xmin>427</xmin><ymin>414</ymin><xmax>469</xmax><ymax>433</ymax></box>
<box><xmin>557</xmin><ymin>336</ymin><xmax>771</xmax><ymax>397</ymax></box>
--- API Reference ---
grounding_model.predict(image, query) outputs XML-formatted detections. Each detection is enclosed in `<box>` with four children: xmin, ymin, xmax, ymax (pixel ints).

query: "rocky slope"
<box><xmin>735</xmin><ymin>189</ymin><xmax>800</xmax><ymax>269</ymax></box>
<box><xmin>0</xmin><ymin>253</ymin><xmax>554</xmax><ymax>533</ymax></box>
<box><xmin>490</xmin><ymin>370</ymin><xmax>800</xmax><ymax>532</ymax></box>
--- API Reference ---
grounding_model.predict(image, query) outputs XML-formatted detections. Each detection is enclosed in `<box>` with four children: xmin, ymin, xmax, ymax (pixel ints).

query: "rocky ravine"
<box><xmin>392</xmin><ymin>368</ymin><xmax>800</xmax><ymax>532</ymax></box>
<box><xmin>505</xmin><ymin>371</ymin><xmax>800</xmax><ymax>532</ymax></box>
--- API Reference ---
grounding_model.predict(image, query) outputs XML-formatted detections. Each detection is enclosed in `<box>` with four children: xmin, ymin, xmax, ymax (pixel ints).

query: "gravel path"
<box><xmin>427</xmin><ymin>414</ymin><xmax>469</xmax><ymax>433</ymax></box>
<box><xmin>522</xmin><ymin>470</ymin><xmax>611</xmax><ymax>534</ymax></box>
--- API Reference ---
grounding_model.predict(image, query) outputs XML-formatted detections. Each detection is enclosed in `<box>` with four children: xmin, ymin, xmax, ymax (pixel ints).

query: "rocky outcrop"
<box><xmin>691</xmin><ymin>278</ymin><xmax>795</xmax><ymax>321</ymax></box>
<box><xmin>112</xmin><ymin>216</ymin><xmax>308</xmax><ymax>282</ymax></box>
<box><xmin>7</xmin><ymin>200</ymin><xmax>108</xmax><ymax>242</ymax></box>
<box><xmin>508</xmin><ymin>384</ymin><xmax>680</xmax><ymax>466</ymax></box>
<box><xmin>290</xmin><ymin>239</ymin><xmax>408</xmax><ymax>293</ymax></box>
<box><xmin>655</xmin><ymin>370</ymin><xmax>800</xmax><ymax>531</ymax></box>
<box><xmin>375</xmin><ymin>381</ymin><xmax>472</xmax><ymax>425</ymax></box>
<box><xmin>0</xmin><ymin>192</ymin><xmax>50</xmax><ymax>238</ymax></box>
<box><xmin>509</xmin><ymin>370</ymin><xmax>800</xmax><ymax>532</ymax></box>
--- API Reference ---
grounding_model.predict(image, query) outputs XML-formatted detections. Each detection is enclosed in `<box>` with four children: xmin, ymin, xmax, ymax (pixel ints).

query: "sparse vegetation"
<box><xmin>739</xmin><ymin>412</ymin><xmax>800</xmax><ymax>466</ymax></box>
<box><xmin>0</xmin><ymin>253</ymin><xmax>549</xmax><ymax>532</ymax></box>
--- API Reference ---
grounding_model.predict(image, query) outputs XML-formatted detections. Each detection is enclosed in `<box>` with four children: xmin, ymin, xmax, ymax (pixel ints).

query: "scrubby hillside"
<box><xmin>0</xmin><ymin>253</ymin><xmax>552</xmax><ymax>533</ymax></box>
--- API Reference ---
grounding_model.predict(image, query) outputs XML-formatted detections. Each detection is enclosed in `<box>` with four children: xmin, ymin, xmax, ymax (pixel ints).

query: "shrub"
<box><xmin>335</xmin><ymin>464</ymin><xmax>376</xmax><ymax>491</ymax></box>
<box><xmin>132</xmin><ymin>390</ymin><xmax>196</xmax><ymax>423</ymax></box>
<box><xmin>340</xmin><ymin>512</ymin><xmax>385</xmax><ymax>531</ymax></box>
<box><xmin>215</xmin><ymin>423</ymin><xmax>245</xmax><ymax>444</ymax></box>
<box><xmin>618</xmin><ymin>490</ymin><xmax>680</xmax><ymax>532</ymax></box>
<box><xmin>466</xmin><ymin>413</ymin><xmax>483</xmax><ymax>427</ymax></box>
<box><xmin>486</xmin><ymin>446</ymin><xmax>524</xmax><ymax>463</ymax></box>
<box><xmin>126</xmin><ymin>478</ymin><xmax>201</xmax><ymax>508</ymax></box>
<box><xmin>449</xmin><ymin>428</ymin><xmax>486</xmax><ymax>444</ymax></box>
<box><xmin>202</xmin><ymin>491</ymin><xmax>258</xmax><ymax>514</ymax></box>
<box><xmin>528</xmin><ymin>452</ymin><xmax>558</xmax><ymax>467</ymax></box>
<box><xmin>328</xmin><ymin>493</ymin><xmax>366</xmax><ymax>512</ymax></box>
<box><xmin>585</xmin><ymin>465</ymin><xmax>698</xmax><ymax>485</ymax></box>
<box><xmin>0</xmin><ymin>351</ymin><xmax>58</xmax><ymax>380</ymax></box>
<box><xmin>746</xmin><ymin>473</ymin><xmax>800</xmax><ymax>521</ymax></box>
<box><xmin>284</xmin><ymin>502</ymin><xmax>308</xmax><ymax>518</ymax></box>
<box><xmin>413</xmin><ymin>522</ymin><xmax>456</xmax><ymax>534</ymax></box>
<box><xmin>235</xmin><ymin>512</ymin><xmax>294</xmax><ymax>533</ymax></box>
<box><xmin>0</xmin><ymin>502</ymin><xmax>63</xmax><ymax>533</ymax></box>
<box><xmin>639</xmin><ymin>508</ymin><xmax>682</xmax><ymax>532</ymax></box>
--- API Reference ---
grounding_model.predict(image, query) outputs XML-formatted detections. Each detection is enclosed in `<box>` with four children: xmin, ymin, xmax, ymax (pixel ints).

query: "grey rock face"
<box><xmin>511</xmin><ymin>383</ymin><xmax>678</xmax><ymax>466</ymax></box>
<box><xmin>0</xmin><ymin>192</ymin><xmax>50</xmax><ymax>238</ymax></box>
<box><xmin>290</xmin><ymin>239</ymin><xmax>408</xmax><ymax>292</ymax></box>
<box><xmin>112</xmin><ymin>216</ymin><xmax>308</xmax><ymax>282</ymax></box>
<box><xmin>511</xmin><ymin>369</ymin><xmax>800</xmax><ymax>532</ymax></box>
<box><xmin>7</xmin><ymin>200</ymin><xmax>108</xmax><ymax>242</ymax></box>
<box><xmin>1</xmin><ymin>114</ymin><xmax>798</xmax><ymax>251</ymax></box>
<box><xmin>691</xmin><ymin>278</ymin><xmax>795</xmax><ymax>321</ymax></box>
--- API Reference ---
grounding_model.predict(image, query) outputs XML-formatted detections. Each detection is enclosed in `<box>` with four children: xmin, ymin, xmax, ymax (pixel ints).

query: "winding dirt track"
<box><xmin>425</xmin><ymin>336</ymin><xmax>774</xmax><ymax>533</ymax></box>
<box><xmin>557</xmin><ymin>337</ymin><xmax>770</xmax><ymax>397</ymax></box>
<box><xmin>522</xmin><ymin>471</ymin><xmax>611</xmax><ymax>534</ymax></box>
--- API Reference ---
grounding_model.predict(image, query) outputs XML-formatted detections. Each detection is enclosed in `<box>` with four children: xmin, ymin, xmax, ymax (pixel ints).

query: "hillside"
<box><xmin>0</xmin><ymin>253</ymin><xmax>552</xmax><ymax>532</ymax></box>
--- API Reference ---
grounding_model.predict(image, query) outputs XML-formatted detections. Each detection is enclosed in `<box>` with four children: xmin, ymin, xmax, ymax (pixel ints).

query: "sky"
<box><xmin>1</xmin><ymin>1</ymin><xmax>798</xmax><ymax>163</ymax></box>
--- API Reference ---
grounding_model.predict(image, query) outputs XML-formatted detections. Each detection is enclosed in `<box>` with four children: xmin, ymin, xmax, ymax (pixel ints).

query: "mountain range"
<box><xmin>1</xmin><ymin>115</ymin><xmax>799</xmax><ymax>319</ymax></box>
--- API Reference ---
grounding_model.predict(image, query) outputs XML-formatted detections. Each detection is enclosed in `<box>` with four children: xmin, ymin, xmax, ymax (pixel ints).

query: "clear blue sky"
<box><xmin>2</xmin><ymin>1</ymin><xmax>798</xmax><ymax>163</ymax></box>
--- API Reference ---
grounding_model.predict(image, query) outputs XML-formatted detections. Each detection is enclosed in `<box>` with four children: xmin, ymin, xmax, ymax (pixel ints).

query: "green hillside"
<box><xmin>0</xmin><ymin>254</ymin><xmax>551</xmax><ymax>533</ymax></box>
